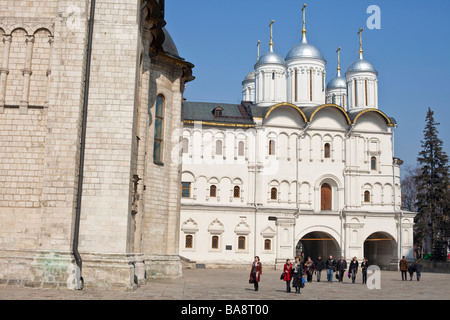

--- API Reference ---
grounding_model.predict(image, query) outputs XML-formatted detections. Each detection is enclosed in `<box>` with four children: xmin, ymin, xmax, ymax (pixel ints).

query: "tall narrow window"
<box><xmin>272</xmin><ymin>72</ymin><xmax>275</xmax><ymax>80</ymax></box>
<box><xmin>321</xmin><ymin>183</ymin><xmax>332</xmax><ymax>211</ymax></box>
<box><xmin>238</xmin><ymin>236</ymin><xmax>246</xmax><ymax>250</ymax></box>
<box><xmin>364</xmin><ymin>190</ymin><xmax>371</xmax><ymax>203</ymax></box>
<box><xmin>371</xmin><ymin>156</ymin><xmax>377</xmax><ymax>171</ymax></box>
<box><xmin>182</xmin><ymin>138</ymin><xmax>189</xmax><ymax>154</ymax></box>
<box><xmin>211</xmin><ymin>236</ymin><xmax>219</xmax><ymax>249</ymax></box>
<box><xmin>294</xmin><ymin>69</ymin><xmax>298</xmax><ymax>102</ymax></box>
<box><xmin>365</xmin><ymin>79</ymin><xmax>368</xmax><ymax>106</ymax></box>
<box><xmin>264</xmin><ymin>239</ymin><xmax>271</xmax><ymax>250</ymax></box>
<box><xmin>270</xmin><ymin>187</ymin><xmax>277</xmax><ymax>200</ymax></box>
<box><xmin>215</xmin><ymin>140</ymin><xmax>223</xmax><ymax>155</ymax></box>
<box><xmin>342</xmin><ymin>94</ymin><xmax>346</xmax><ymax>109</ymax></box>
<box><xmin>354</xmin><ymin>79</ymin><xmax>357</xmax><ymax>107</ymax></box>
<box><xmin>185</xmin><ymin>235</ymin><xmax>193</xmax><ymax>249</ymax></box>
<box><xmin>210</xmin><ymin>185</ymin><xmax>217</xmax><ymax>197</ymax></box>
<box><xmin>269</xmin><ymin>139</ymin><xmax>275</xmax><ymax>155</ymax></box>
<box><xmin>233</xmin><ymin>186</ymin><xmax>240</xmax><ymax>198</ymax></box>
<box><xmin>153</xmin><ymin>95</ymin><xmax>164</xmax><ymax>163</ymax></box>
<box><xmin>181</xmin><ymin>182</ymin><xmax>191</xmax><ymax>198</ymax></box>
<box><xmin>238</xmin><ymin>141</ymin><xmax>244</xmax><ymax>156</ymax></box>
<box><xmin>324</xmin><ymin>143</ymin><xmax>331</xmax><ymax>159</ymax></box>
<box><xmin>310</xmin><ymin>69</ymin><xmax>313</xmax><ymax>101</ymax></box>
<box><xmin>322</xmin><ymin>73</ymin><xmax>325</xmax><ymax>92</ymax></box>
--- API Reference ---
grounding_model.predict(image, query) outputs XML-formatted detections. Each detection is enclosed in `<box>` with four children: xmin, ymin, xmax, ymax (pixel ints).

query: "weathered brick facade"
<box><xmin>0</xmin><ymin>0</ymin><xmax>193</xmax><ymax>290</ymax></box>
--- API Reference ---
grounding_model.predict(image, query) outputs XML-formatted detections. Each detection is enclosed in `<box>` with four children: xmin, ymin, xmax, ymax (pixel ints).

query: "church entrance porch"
<box><xmin>296</xmin><ymin>231</ymin><xmax>340</xmax><ymax>262</ymax></box>
<box><xmin>364</xmin><ymin>232</ymin><xmax>397</xmax><ymax>270</ymax></box>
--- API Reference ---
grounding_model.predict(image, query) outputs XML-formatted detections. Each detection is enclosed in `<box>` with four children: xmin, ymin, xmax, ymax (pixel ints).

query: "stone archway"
<box><xmin>364</xmin><ymin>232</ymin><xmax>397</xmax><ymax>270</ymax></box>
<box><xmin>296</xmin><ymin>231</ymin><xmax>341</xmax><ymax>262</ymax></box>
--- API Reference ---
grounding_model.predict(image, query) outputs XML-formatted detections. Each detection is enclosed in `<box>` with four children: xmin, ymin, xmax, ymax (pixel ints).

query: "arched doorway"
<box><xmin>364</xmin><ymin>232</ymin><xmax>397</xmax><ymax>270</ymax></box>
<box><xmin>296</xmin><ymin>231</ymin><xmax>340</xmax><ymax>262</ymax></box>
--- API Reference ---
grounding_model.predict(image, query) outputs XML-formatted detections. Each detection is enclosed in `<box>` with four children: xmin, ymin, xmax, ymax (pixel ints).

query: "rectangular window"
<box><xmin>181</xmin><ymin>182</ymin><xmax>191</xmax><ymax>198</ymax></box>
<box><xmin>264</xmin><ymin>239</ymin><xmax>271</xmax><ymax>251</ymax></box>
<box><xmin>185</xmin><ymin>235</ymin><xmax>193</xmax><ymax>249</ymax></box>
<box><xmin>238</xmin><ymin>236</ymin><xmax>246</xmax><ymax>250</ymax></box>
<box><xmin>211</xmin><ymin>236</ymin><xmax>219</xmax><ymax>249</ymax></box>
<box><xmin>365</xmin><ymin>79</ymin><xmax>368</xmax><ymax>106</ymax></box>
<box><xmin>310</xmin><ymin>69</ymin><xmax>313</xmax><ymax>101</ymax></box>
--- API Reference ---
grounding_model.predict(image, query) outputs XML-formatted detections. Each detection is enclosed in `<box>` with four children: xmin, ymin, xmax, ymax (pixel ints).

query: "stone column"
<box><xmin>19</xmin><ymin>35</ymin><xmax>34</xmax><ymax>114</ymax></box>
<box><xmin>0</xmin><ymin>34</ymin><xmax>12</xmax><ymax>113</ymax></box>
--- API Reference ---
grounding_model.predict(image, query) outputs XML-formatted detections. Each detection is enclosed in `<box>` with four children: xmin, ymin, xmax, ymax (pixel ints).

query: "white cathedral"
<box><xmin>179</xmin><ymin>7</ymin><xmax>416</xmax><ymax>270</ymax></box>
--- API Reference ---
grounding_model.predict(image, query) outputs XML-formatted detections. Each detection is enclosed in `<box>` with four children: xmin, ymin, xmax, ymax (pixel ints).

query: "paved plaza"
<box><xmin>0</xmin><ymin>268</ymin><xmax>449</xmax><ymax>300</ymax></box>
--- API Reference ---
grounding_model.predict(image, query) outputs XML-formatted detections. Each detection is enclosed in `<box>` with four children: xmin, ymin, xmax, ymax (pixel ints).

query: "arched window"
<box><xmin>210</xmin><ymin>185</ymin><xmax>217</xmax><ymax>197</ymax></box>
<box><xmin>233</xmin><ymin>186</ymin><xmax>240</xmax><ymax>198</ymax></box>
<box><xmin>182</xmin><ymin>138</ymin><xmax>189</xmax><ymax>154</ymax></box>
<box><xmin>294</xmin><ymin>69</ymin><xmax>298</xmax><ymax>102</ymax></box>
<box><xmin>354</xmin><ymin>79</ymin><xmax>358</xmax><ymax>107</ymax></box>
<box><xmin>215</xmin><ymin>140</ymin><xmax>223</xmax><ymax>155</ymax></box>
<box><xmin>371</xmin><ymin>156</ymin><xmax>377</xmax><ymax>171</ymax></box>
<box><xmin>364</xmin><ymin>190</ymin><xmax>371</xmax><ymax>203</ymax></box>
<box><xmin>270</xmin><ymin>187</ymin><xmax>277</xmax><ymax>200</ymax></box>
<box><xmin>153</xmin><ymin>95</ymin><xmax>164</xmax><ymax>163</ymax></box>
<box><xmin>211</xmin><ymin>236</ymin><xmax>219</xmax><ymax>249</ymax></box>
<box><xmin>321</xmin><ymin>183</ymin><xmax>332</xmax><ymax>211</ymax></box>
<box><xmin>238</xmin><ymin>141</ymin><xmax>244</xmax><ymax>156</ymax></box>
<box><xmin>309</xmin><ymin>69</ymin><xmax>313</xmax><ymax>101</ymax></box>
<box><xmin>264</xmin><ymin>239</ymin><xmax>271</xmax><ymax>250</ymax></box>
<box><xmin>269</xmin><ymin>139</ymin><xmax>275</xmax><ymax>155</ymax></box>
<box><xmin>185</xmin><ymin>235</ymin><xmax>193</xmax><ymax>249</ymax></box>
<box><xmin>324</xmin><ymin>143</ymin><xmax>331</xmax><ymax>159</ymax></box>
<box><xmin>238</xmin><ymin>236</ymin><xmax>246</xmax><ymax>250</ymax></box>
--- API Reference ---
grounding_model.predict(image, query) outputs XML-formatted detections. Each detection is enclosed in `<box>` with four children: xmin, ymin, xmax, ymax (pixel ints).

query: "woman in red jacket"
<box><xmin>249</xmin><ymin>256</ymin><xmax>262</xmax><ymax>291</ymax></box>
<box><xmin>283</xmin><ymin>259</ymin><xmax>293</xmax><ymax>292</ymax></box>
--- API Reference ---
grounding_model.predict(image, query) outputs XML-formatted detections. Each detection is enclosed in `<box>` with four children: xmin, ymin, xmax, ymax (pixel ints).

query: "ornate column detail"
<box><xmin>19</xmin><ymin>35</ymin><xmax>35</xmax><ymax>114</ymax></box>
<box><xmin>0</xmin><ymin>34</ymin><xmax>12</xmax><ymax>113</ymax></box>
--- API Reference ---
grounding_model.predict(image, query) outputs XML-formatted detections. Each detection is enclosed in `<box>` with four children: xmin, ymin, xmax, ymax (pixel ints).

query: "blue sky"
<box><xmin>165</xmin><ymin>0</ymin><xmax>450</xmax><ymax>172</ymax></box>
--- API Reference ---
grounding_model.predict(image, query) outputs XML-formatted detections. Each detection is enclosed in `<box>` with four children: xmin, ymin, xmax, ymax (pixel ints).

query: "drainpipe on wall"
<box><xmin>73</xmin><ymin>0</ymin><xmax>96</xmax><ymax>290</ymax></box>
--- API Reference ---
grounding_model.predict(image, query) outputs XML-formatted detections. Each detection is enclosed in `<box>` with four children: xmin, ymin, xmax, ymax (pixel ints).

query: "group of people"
<box><xmin>249</xmin><ymin>255</ymin><xmax>371</xmax><ymax>294</ymax></box>
<box><xmin>399</xmin><ymin>256</ymin><xmax>422</xmax><ymax>281</ymax></box>
<box><xmin>250</xmin><ymin>255</ymin><xmax>425</xmax><ymax>293</ymax></box>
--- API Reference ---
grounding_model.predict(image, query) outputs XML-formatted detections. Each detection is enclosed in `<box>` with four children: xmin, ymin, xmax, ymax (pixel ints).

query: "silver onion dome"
<box><xmin>346</xmin><ymin>58</ymin><xmax>377</xmax><ymax>74</ymax></box>
<box><xmin>326</xmin><ymin>75</ymin><xmax>346</xmax><ymax>90</ymax></box>
<box><xmin>285</xmin><ymin>35</ymin><xmax>326</xmax><ymax>62</ymax></box>
<box><xmin>242</xmin><ymin>70</ymin><xmax>255</xmax><ymax>85</ymax></box>
<box><xmin>255</xmin><ymin>50</ymin><xmax>286</xmax><ymax>67</ymax></box>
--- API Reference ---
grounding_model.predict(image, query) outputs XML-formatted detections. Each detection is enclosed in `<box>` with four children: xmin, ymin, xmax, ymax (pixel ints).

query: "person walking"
<box><xmin>325</xmin><ymin>255</ymin><xmax>336</xmax><ymax>283</ymax></box>
<box><xmin>361</xmin><ymin>258</ymin><xmax>369</xmax><ymax>285</ymax></box>
<box><xmin>305</xmin><ymin>257</ymin><xmax>314</xmax><ymax>283</ymax></box>
<box><xmin>283</xmin><ymin>259</ymin><xmax>292</xmax><ymax>292</ymax></box>
<box><xmin>407</xmin><ymin>262</ymin><xmax>415</xmax><ymax>281</ymax></box>
<box><xmin>336</xmin><ymin>256</ymin><xmax>347</xmax><ymax>282</ymax></box>
<box><xmin>314</xmin><ymin>256</ymin><xmax>325</xmax><ymax>282</ymax></box>
<box><xmin>249</xmin><ymin>256</ymin><xmax>262</xmax><ymax>291</ymax></box>
<box><xmin>349</xmin><ymin>257</ymin><xmax>358</xmax><ymax>284</ymax></box>
<box><xmin>292</xmin><ymin>257</ymin><xmax>304</xmax><ymax>294</ymax></box>
<box><xmin>399</xmin><ymin>256</ymin><xmax>408</xmax><ymax>281</ymax></box>
<box><xmin>414</xmin><ymin>260</ymin><xmax>422</xmax><ymax>281</ymax></box>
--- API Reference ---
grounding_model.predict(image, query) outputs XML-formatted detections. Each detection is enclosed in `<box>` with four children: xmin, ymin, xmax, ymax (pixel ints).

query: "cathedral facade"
<box><xmin>0</xmin><ymin>0</ymin><xmax>193</xmax><ymax>290</ymax></box>
<box><xmin>180</xmin><ymin>9</ymin><xmax>416</xmax><ymax>269</ymax></box>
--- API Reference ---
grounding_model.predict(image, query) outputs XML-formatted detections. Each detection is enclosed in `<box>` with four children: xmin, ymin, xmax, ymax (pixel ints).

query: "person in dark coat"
<box><xmin>399</xmin><ymin>256</ymin><xmax>408</xmax><ymax>281</ymax></box>
<box><xmin>283</xmin><ymin>259</ymin><xmax>292</xmax><ymax>292</ymax></box>
<box><xmin>304</xmin><ymin>257</ymin><xmax>314</xmax><ymax>283</ymax></box>
<box><xmin>249</xmin><ymin>256</ymin><xmax>262</xmax><ymax>291</ymax></box>
<box><xmin>314</xmin><ymin>256</ymin><xmax>325</xmax><ymax>282</ymax></box>
<box><xmin>292</xmin><ymin>256</ymin><xmax>304</xmax><ymax>294</ymax></box>
<box><xmin>325</xmin><ymin>255</ymin><xmax>336</xmax><ymax>283</ymax></box>
<box><xmin>361</xmin><ymin>258</ymin><xmax>369</xmax><ymax>284</ymax></box>
<box><xmin>349</xmin><ymin>257</ymin><xmax>358</xmax><ymax>284</ymax></box>
<box><xmin>408</xmin><ymin>262</ymin><xmax>415</xmax><ymax>281</ymax></box>
<box><xmin>414</xmin><ymin>260</ymin><xmax>422</xmax><ymax>281</ymax></box>
<box><xmin>336</xmin><ymin>256</ymin><xmax>347</xmax><ymax>282</ymax></box>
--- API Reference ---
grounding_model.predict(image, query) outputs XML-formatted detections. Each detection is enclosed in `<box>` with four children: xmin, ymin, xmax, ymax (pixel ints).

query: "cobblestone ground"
<box><xmin>0</xmin><ymin>269</ymin><xmax>449</xmax><ymax>300</ymax></box>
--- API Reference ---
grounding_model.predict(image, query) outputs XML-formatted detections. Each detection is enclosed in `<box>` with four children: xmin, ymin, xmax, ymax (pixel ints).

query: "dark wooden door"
<box><xmin>321</xmin><ymin>183</ymin><xmax>332</xmax><ymax>211</ymax></box>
